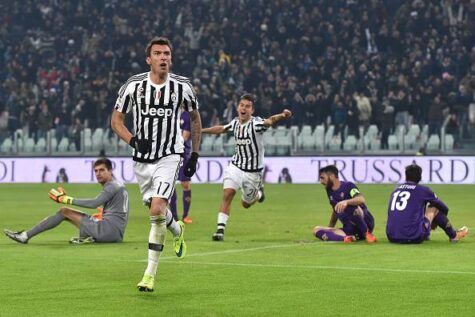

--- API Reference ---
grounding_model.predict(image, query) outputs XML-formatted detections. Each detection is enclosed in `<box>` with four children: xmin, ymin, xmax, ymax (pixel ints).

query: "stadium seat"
<box><xmin>426</xmin><ymin>134</ymin><xmax>440</xmax><ymax>151</ymax></box>
<box><xmin>444</xmin><ymin>134</ymin><xmax>454</xmax><ymax>151</ymax></box>
<box><xmin>34</xmin><ymin>138</ymin><xmax>46</xmax><ymax>153</ymax></box>
<box><xmin>201</xmin><ymin>134</ymin><xmax>215</xmax><ymax>152</ymax></box>
<box><xmin>223</xmin><ymin>136</ymin><xmax>235</xmax><ymax>156</ymax></box>
<box><xmin>313</xmin><ymin>125</ymin><xmax>325</xmax><ymax>151</ymax></box>
<box><xmin>324</xmin><ymin>125</ymin><xmax>335</xmax><ymax>149</ymax></box>
<box><xmin>328</xmin><ymin>134</ymin><xmax>341</xmax><ymax>151</ymax></box>
<box><xmin>212</xmin><ymin>135</ymin><xmax>224</xmax><ymax>154</ymax></box>
<box><xmin>0</xmin><ymin>136</ymin><xmax>13</xmax><ymax>153</ymax></box>
<box><xmin>22</xmin><ymin>138</ymin><xmax>35</xmax><ymax>152</ymax></box>
<box><xmin>388</xmin><ymin>135</ymin><xmax>398</xmax><ymax>150</ymax></box>
<box><xmin>118</xmin><ymin>139</ymin><xmax>131</xmax><ymax>155</ymax></box>
<box><xmin>343</xmin><ymin>135</ymin><xmax>357</xmax><ymax>151</ymax></box>
<box><xmin>57</xmin><ymin>137</ymin><xmax>69</xmax><ymax>152</ymax></box>
<box><xmin>264</xmin><ymin>129</ymin><xmax>276</xmax><ymax>155</ymax></box>
<box><xmin>403</xmin><ymin>134</ymin><xmax>417</xmax><ymax>150</ymax></box>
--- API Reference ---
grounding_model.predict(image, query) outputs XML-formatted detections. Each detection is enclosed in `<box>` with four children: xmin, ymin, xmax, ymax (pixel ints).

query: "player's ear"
<box><xmin>146</xmin><ymin>56</ymin><xmax>151</xmax><ymax>65</ymax></box>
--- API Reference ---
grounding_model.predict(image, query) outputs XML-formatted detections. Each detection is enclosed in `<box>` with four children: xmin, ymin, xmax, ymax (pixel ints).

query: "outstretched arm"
<box><xmin>202</xmin><ymin>125</ymin><xmax>227</xmax><ymax>134</ymax></box>
<box><xmin>262</xmin><ymin>109</ymin><xmax>292</xmax><ymax>127</ymax></box>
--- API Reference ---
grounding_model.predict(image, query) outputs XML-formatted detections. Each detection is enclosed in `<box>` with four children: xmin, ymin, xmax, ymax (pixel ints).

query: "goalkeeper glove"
<box><xmin>129</xmin><ymin>136</ymin><xmax>152</xmax><ymax>154</ymax></box>
<box><xmin>183</xmin><ymin>152</ymin><xmax>199</xmax><ymax>177</ymax></box>
<box><xmin>48</xmin><ymin>187</ymin><xmax>74</xmax><ymax>204</ymax></box>
<box><xmin>92</xmin><ymin>207</ymin><xmax>103</xmax><ymax>220</ymax></box>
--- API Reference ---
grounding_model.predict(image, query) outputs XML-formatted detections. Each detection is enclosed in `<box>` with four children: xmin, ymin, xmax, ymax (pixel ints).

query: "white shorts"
<box><xmin>223</xmin><ymin>163</ymin><xmax>263</xmax><ymax>203</ymax></box>
<box><xmin>133</xmin><ymin>154</ymin><xmax>183</xmax><ymax>204</ymax></box>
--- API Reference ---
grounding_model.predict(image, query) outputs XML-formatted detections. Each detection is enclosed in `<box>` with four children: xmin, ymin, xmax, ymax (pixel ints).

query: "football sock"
<box><xmin>182</xmin><ymin>190</ymin><xmax>191</xmax><ymax>219</ymax></box>
<box><xmin>315</xmin><ymin>229</ymin><xmax>345</xmax><ymax>241</ymax></box>
<box><xmin>144</xmin><ymin>215</ymin><xmax>166</xmax><ymax>277</ymax></box>
<box><xmin>169</xmin><ymin>191</ymin><xmax>178</xmax><ymax>220</ymax></box>
<box><xmin>26</xmin><ymin>211</ymin><xmax>66</xmax><ymax>239</ymax></box>
<box><xmin>349</xmin><ymin>213</ymin><xmax>369</xmax><ymax>234</ymax></box>
<box><xmin>216</xmin><ymin>212</ymin><xmax>229</xmax><ymax>233</ymax></box>
<box><xmin>433</xmin><ymin>212</ymin><xmax>456</xmax><ymax>239</ymax></box>
<box><xmin>166</xmin><ymin>209</ymin><xmax>181</xmax><ymax>236</ymax></box>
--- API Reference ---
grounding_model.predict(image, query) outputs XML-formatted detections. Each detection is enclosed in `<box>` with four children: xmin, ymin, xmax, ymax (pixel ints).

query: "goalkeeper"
<box><xmin>4</xmin><ymin>158</ymin><xmax>129</xmax><ymax>244</ymax></box>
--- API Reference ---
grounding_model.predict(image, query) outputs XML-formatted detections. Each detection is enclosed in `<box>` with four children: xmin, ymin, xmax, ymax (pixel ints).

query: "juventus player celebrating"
<box><xmin>202</xmin><ymin>94</ymin><xmax>291</xmax><ymax>241</ymax></box>
<box><xmin>111</xmin><ymin>37</ymin><xmax>202</xmax><ymax>292</ymax></box>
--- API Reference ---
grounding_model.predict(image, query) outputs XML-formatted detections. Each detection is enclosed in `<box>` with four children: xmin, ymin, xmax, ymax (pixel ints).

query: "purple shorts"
<box><xmin>178</xmin><ymin>156</ymin><xmax>191</xmax><ymax>182</ymax></box>
<box><xmin>388</xmin><ymin>217</ymin><xmax>431</xmax><ymax>244</ymax></box>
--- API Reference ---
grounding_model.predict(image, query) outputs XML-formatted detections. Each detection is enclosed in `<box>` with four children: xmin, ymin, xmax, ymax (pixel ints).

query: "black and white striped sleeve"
<box><xmin>114</xmin><ymin>82</ymin><xmax>133</xmax><ymax>114</ymax></box>
<box><xmin>253</xmin><ymin>117</ymin><xmax>269</xmax><ymax>133</ymax></box>
<box><xmin>223</xmin><ymin>118</ymin><xmax>237</xmax><ymax>132</ymax></box>
<box><xmin>182</xmin><ymin>80</ymin><xmax>199</xmax><ymax>112</ymax></box>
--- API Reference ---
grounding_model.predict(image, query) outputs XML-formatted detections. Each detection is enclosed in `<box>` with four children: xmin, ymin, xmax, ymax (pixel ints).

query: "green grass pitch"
<box><xmin>1</xmin><ymin>183</ymin><xmax>474</xmax><ymax>316</ymax></box>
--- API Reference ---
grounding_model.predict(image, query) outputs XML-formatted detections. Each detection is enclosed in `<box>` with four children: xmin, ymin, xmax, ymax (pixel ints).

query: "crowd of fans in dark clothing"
<box><xmin>0</xmin><ymin>0</ymin><xmax>474</xmax><ymax>150</ymax></box>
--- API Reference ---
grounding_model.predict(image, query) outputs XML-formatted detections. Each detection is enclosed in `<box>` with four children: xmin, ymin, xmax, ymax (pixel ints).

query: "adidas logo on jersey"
<box><xmin>141</xmin><ymin>106</ymin><xmax>173</xmax><ymax>117</ymax></box>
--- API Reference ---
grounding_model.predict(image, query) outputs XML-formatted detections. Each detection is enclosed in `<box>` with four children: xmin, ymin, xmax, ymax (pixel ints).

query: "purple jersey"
<box><xmin>180</xmin><ymin>111</ymin><xmax>191</xmax><ymax>157</ymax></box>
<box><xmin>326</xmin><ymin>181</ymin><xmax>374</xmax><ymax>234</ymax></box>
<box><xmin>386</xmin><ymin>182</ymin><xmax>449</xmax><ymax>242</ymax></box>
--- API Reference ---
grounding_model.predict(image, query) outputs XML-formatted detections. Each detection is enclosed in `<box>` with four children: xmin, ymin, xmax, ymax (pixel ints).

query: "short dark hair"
<box><xmin>405</xmin><ymin>164</ymin><xmax>422</xmax><ymax>183</ymax></box>
<box><xmin>240</xmin><ymin>93</ymin><xmax>256</xmax><ymax>105</ymax></box>
<box><xmin>145</xmin><ymin>37</ymin><xmax>173</xmax><ymax>57</ymax></box>
<box><xmin>319</xmin><ymin>165</ymin><xmax>339</xmax><ymax>178</ymax></box>
<box><xmin>94</xmin><ymin>158</ymin><xmax>113</xmax><ymax>171</ymax></box>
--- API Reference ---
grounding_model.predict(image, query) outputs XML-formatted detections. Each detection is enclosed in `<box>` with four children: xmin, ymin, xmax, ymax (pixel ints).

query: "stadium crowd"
<box><xmin>0</xmin><ymin>0</ymin><xmax>474</xmax><ymax>149</ymax></box>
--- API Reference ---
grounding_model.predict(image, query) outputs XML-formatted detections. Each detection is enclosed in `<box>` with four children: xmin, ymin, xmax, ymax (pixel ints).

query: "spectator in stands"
<box><xmin>428</xmin><ymin>93</ymin><xmax>448</xmax><ymax>136</ymax></box>
<box><xmin>0</xmin><ymin>0</ymin><xmax>474</xmax><ymax>151</ymax></box>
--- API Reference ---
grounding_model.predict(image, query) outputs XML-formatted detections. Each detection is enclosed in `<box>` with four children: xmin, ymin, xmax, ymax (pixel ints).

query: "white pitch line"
<box><xmin>159</xmin><ymin>242</ymin><xmax>309</xmax><ymax>260</ymax></box>
<box><xmin>164</xmin><ymin>261</ymin><xmax>475</xmax><ymax>276</ymax></box>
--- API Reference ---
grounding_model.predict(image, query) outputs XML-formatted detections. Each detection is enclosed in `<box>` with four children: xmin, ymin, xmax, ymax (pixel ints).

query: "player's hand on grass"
<box><xmin>129</xmin><ymin>136</ymin><xmax>152</xmax><ymax>154</ymax></box>
<box><xmin>334</xmin><ymin>200</ymin><xmax>348</xmax><ymax>213</ymax></box>
<box><xmin>183</xmin><ymin>152</ymin><xmax>199</xmax><ymax>177</ymax></box>
<box><xmin>48</xmin><ymin>187</ymin><xmax>74</xmax><ymax>204</ymax></box>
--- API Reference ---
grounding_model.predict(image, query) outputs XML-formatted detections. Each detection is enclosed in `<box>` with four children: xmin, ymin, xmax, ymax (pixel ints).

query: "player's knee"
<box><xmin>313</xmin><ymin>226</ymin><xmax>323</xmax><ymax>235</ymax></box>
<box><xmin>58</xmin><ymin>206</ymin><xmax>70</xmax><ymax>215</ymax></box>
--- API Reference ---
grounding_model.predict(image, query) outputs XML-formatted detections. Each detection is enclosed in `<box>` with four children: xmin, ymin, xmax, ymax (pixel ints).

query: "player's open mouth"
<box><xmin>160</xmin><ymin>63</ymin><xmax>167</xmax><ymax>67</ymax></box>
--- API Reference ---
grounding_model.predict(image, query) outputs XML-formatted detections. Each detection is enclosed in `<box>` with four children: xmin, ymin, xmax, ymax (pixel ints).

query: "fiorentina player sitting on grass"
<box><xmin>4</xmin><ymin>158</ymin><xmax>129</xmax><ymax>244</ymax></box>
<box><xmin>313</xmin><ymin>165</ymin><xmax>377</xmax><ymax>243</ymax></box>
<box><xmin>386</xmin><ymin>164</ymin><xmax>468</xmax><ymax>244</ymax></box>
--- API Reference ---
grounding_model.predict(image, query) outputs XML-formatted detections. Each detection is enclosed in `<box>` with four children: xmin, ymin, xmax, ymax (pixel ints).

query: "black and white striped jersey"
<box><xmin>224</xmin><ymin>116</ymin><xmax>269</xmax><ymax>171</ymax></box>
<box><xmin>114</xmin><ymin>72</ymin><xmax>198</xmax><ymax>163</ymax></box>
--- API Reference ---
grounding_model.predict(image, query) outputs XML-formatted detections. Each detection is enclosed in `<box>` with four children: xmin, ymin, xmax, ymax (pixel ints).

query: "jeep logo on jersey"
<box><xmin>141</xmin><ymin>105</ymin><xmax>173</xmax><ymax>117</ymax></box>
<box><xmin>235</xmin><ymin>138</ymin><xmax>252</xmax><ymax>145</ymax></box>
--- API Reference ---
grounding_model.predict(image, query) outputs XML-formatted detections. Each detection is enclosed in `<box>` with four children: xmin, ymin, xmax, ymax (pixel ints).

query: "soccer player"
<box><xmin>4</xmin><ymin>158</ymin><xmax>129</xmax><ymax>244</ymax></box>
<box><xmin>169</xmin><ymin>111</ymin><xmax>193</xmax><ymax>224</ymax></box>
<box><xmin>202</xmin><ymin>93</ymin><xmax>292</xmax><ymax>241</ymax></box>
<box><xmin>111</xmin><ymin>37</ymin><xmax>201</xmax><ymax>292</ymax></box>
<box><xmin>386</xmin><ymin>164</ymin><xmax>468</xmax><ymax>244</ymax></box>
<box><xmin>313</xmin><ymin>165</ymin><xmax>377</xmax><ymax>243</ymax></box>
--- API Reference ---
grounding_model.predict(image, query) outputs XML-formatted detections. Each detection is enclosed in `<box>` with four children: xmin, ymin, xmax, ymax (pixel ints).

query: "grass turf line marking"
<box><xmin>167</xmin><ymin>261</ymin><xmax>475</xmax><ymax>276</ymax></box>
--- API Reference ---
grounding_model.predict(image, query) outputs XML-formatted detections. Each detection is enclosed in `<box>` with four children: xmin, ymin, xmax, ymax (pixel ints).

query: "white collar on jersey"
<box><xmin>148</xmin><ymin>71</ymin><xmax>169</xmax><ymax>88</ymax></box>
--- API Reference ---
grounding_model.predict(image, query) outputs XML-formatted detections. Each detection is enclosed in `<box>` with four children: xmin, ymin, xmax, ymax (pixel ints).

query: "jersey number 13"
<box><xmin>390</xmin><ymin>191</ymin><xmax>411</xmax><ymax>211</ymax></box>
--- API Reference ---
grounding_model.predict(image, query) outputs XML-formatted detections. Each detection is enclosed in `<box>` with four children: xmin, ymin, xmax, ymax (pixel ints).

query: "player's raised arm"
<box><xmin>202</xmin><ymin>125</ymin><xmax>227</xmax><ymax>134</ymax></box>
<box><xmin>262</xmin><ymin>109</ymin><xmax>292</xmax><ymax>127</ymax></box>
